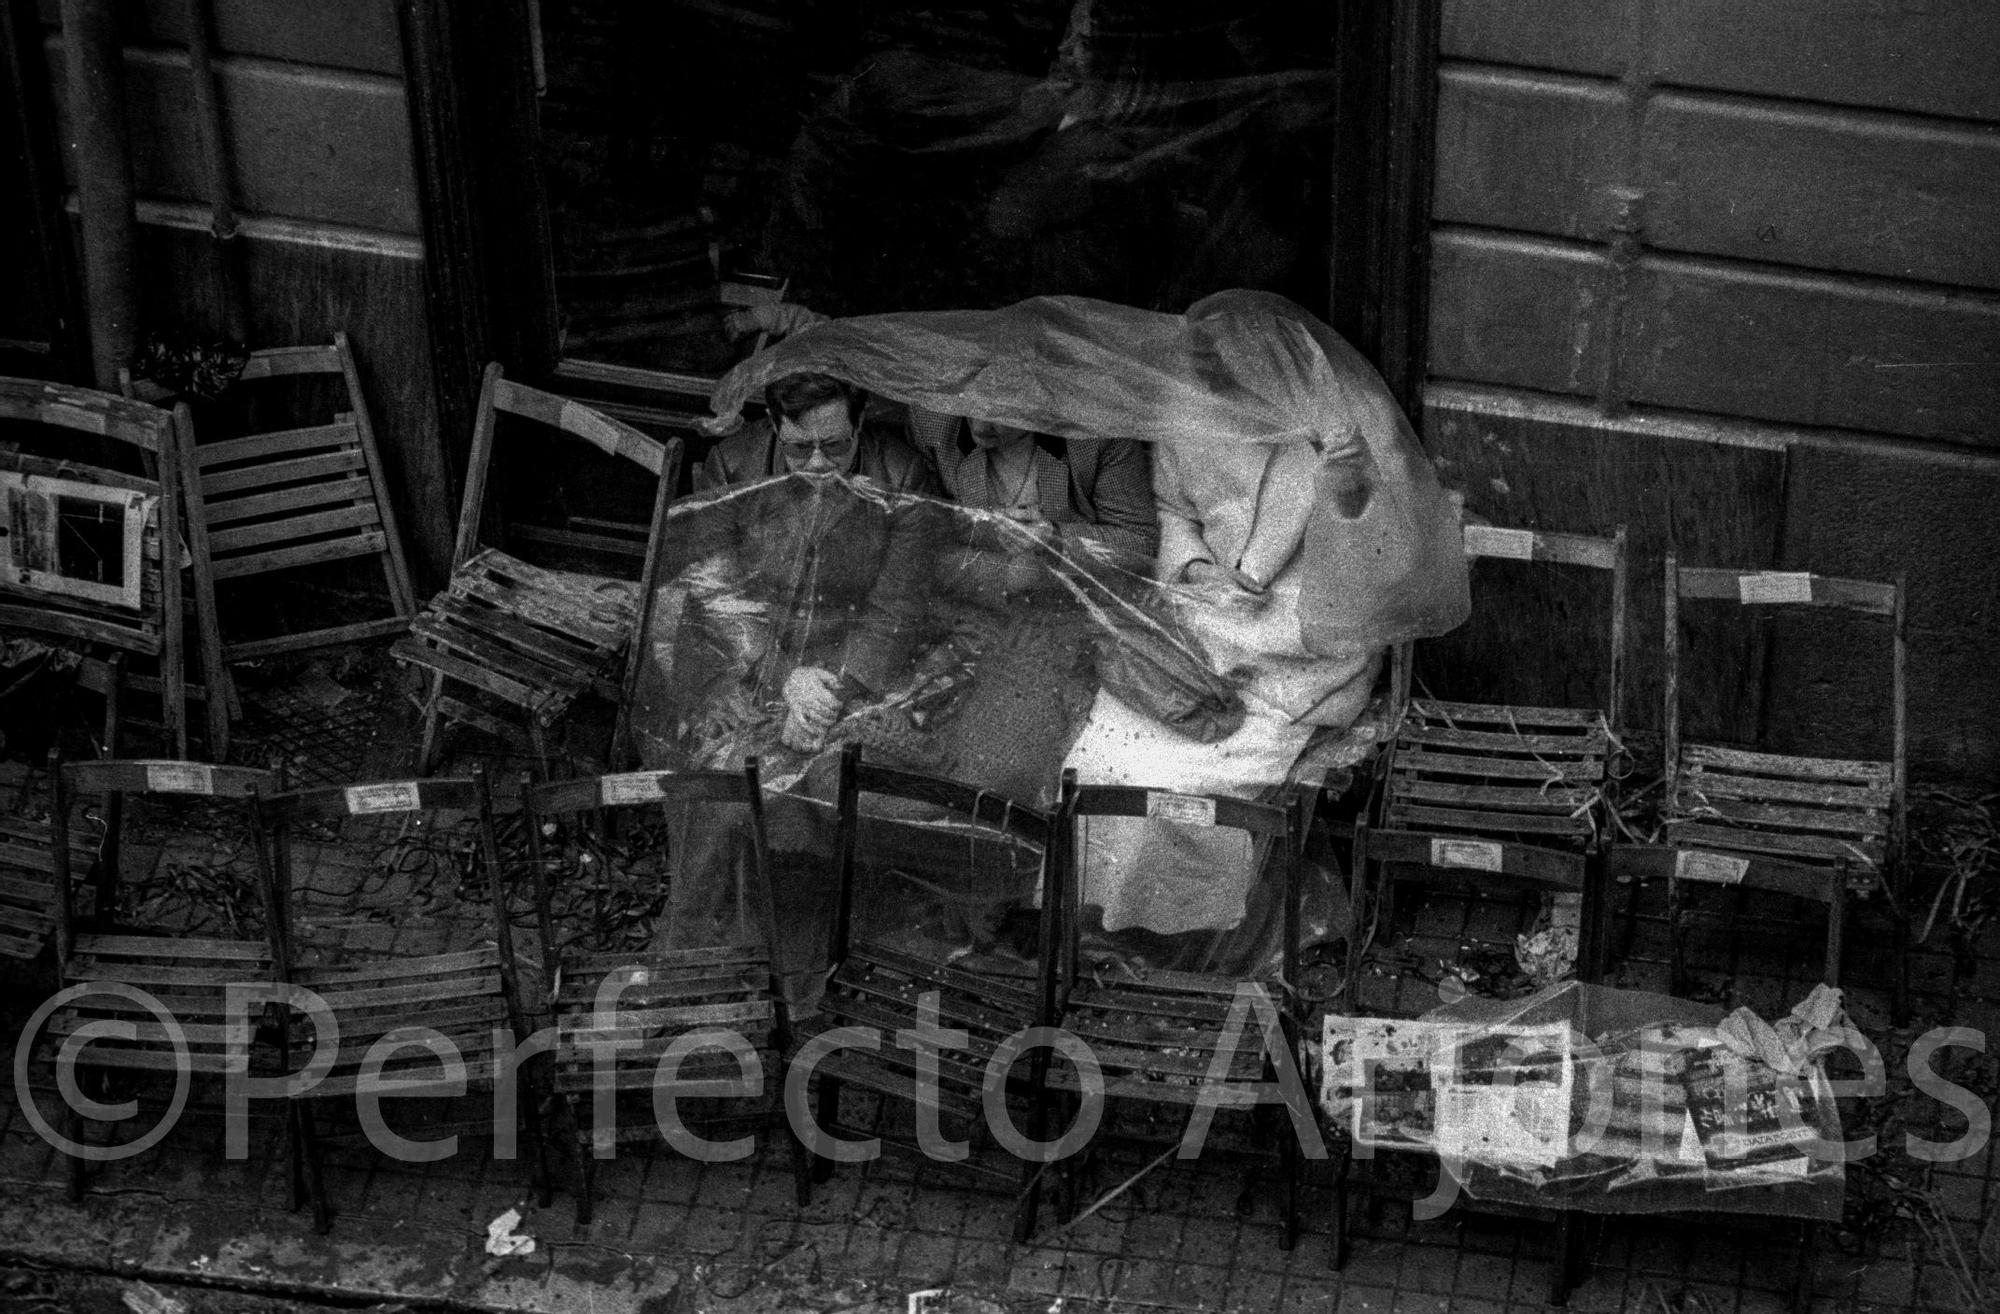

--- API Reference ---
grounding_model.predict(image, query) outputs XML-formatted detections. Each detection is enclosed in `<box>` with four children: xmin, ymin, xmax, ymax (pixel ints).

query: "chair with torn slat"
<box><xmin>248</xmin><ymin>769</ymin><xmax>550</xmax><ymax>1232</ymax></box>
<box><xmin>1660</xmin><ymin>559</ymin><xmax>1908</xmax><ymax>1020</ymax></box>
<box><xmin>391</xmin><ymin>362</ymin><xmax>683</xmax><ymax>774</ymax></box>
<box><xmin>1051</xmin><ymin>771</ymin><xmax>1310</xmax><ymax>1250</ymax></box>
<box><xmin>39</xmin><ymin>755</ymin><xmax>284</xmax><ymax>1201</ymax></box>
<box><xmin>0</xmin><ymin>378</ymin><xmax>217</xmax><ymax>758</ymax></box>
<box><xmin>798</xmin><ymin>745</ymin><xmax>1059</xmax><ymax>1239</ymax></box>
<box><xmin>520</xmin><ymin>761</ymin><xmax>793</xmax><ymax>1225</ymax></box>
<box><xmin>1339</xmin><ymin>524</ymin><xmax>1627</xmax><ymax>1301</ymax></box>
<box><xmin>125</xmin><ymin>334</ymin><xmax>418</xmax><ymax>670</ymax></box>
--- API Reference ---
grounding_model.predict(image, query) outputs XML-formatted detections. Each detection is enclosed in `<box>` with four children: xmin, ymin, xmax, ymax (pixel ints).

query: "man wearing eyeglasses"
<box><xmin>690</xmin><ymin>371</ymin><xmax>942</xmax><ymax>752</ymax></box>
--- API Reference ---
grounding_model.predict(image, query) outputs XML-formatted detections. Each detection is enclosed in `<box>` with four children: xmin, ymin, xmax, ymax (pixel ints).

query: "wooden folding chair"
<box><xmin>800</xmin><ymin>744</ymin><xmax>1059</xmax><ymax>1239</ymax></box>
<box><xmin>248</xmin><ymin>769</ymin><xmax>549</xmax><ymax>1231</ymax></box>
<box><xmin>129</xmin><ymin>334</ymin><xmax>418</xmax><ymax>665</ymax></box>
<box><xmin>1338</xmin><ymin>525</ymin><xmax>1625</xmax><ymax>1301</ymax></box>
<box><xmin>1661</xmin><ymin>558</ymin><xmax>1908</xmax><ymax>1018</ymax></box>
<box><xmin>1351</xmin><ymin>525</ymin><xmax>1627</xmax><ymax>1004</ymax></box>
<box><xmin>0</xmin><ymin>379</ymin><xmax>217</xmax><ymax>757</ymax></box>
<box><xmin>41</xmin><ymin>755</ymin><xmax>283</xmax><ymax>1200</ymax></box>
<box><xmin>1051</xmin><ymin>771</ymin><xmax>1310</xmax><ymax>1249</ymax></box>
<box><xmin>391</xmin><ymin>363</ymin><xmax>683</xmax><ymax>774</ymax></box>
<box><xmin>520</xmin><ymin>761</ymin><xmax>790</xmax><ymax>1225</ymax></box>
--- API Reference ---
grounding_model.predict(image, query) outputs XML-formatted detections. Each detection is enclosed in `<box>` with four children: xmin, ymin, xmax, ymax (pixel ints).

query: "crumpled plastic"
<box><xmin>704</xmin><ymin>291</ymin><xmax>1470</xmax><ymax>650</ymax></box>
<box><xmin>1316</xmin><ymin>982</ymin><xmax>1847</xmax><ymax>1220</ymax></box>
<box><xmin>1716</xmin><ymin>983</ymin><xmax>1850</xmax><ymax>1077</ymax></box>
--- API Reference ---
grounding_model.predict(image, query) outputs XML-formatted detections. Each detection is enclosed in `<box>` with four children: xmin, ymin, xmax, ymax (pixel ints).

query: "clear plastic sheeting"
<box><xmin>1316</xmin><ymin>983</ymin><xmax>1847</xmax><ymax>1221</ymax></box>
<box><xmin>706</xmin><ymin>292</ymin><xmax>1471</xmax><ymax>650</ymax></box>
<box><xmin>630</xmin><ymin>471</ymin><xmax>1374</xmax><ymax>992</ymax></box>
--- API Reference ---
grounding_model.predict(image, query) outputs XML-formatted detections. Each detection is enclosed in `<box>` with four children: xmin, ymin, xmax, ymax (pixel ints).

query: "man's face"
<box><xmin>777</xmin><ymin>400</ymin><xmax>859</xmax><ymax>475</ymax></box>
<box><xmin>967</xmin><ymin>418</ymin><xmax>1032</xmax><ymax>451</ymax></box>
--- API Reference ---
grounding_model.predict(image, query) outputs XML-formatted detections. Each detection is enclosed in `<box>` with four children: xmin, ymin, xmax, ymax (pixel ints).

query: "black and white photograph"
<box><xmin>1</xmin><ymin>3</ymin><xmax>1995</xmax><ymax>1312</ymax></box>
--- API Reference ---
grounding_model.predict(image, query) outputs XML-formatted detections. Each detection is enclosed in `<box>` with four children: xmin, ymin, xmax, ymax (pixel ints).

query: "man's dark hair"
<box><xmin>765</xmin><ymin>372</ymin><xmax>865</xmax><ymax>427</ymax></box>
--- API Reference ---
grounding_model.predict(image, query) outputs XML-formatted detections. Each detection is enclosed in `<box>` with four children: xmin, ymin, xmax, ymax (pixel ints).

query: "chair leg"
<box><xmin>527</xmin><ymin>718</ymin><xmax>554</xmax><ymax>783</ymax></box>
<box><xmin>1280</xmin><ymin>1124</ymin><xmax>1301</xmax><ymax>1252</ymax></box>
<box><xmin>415</xmin><ymin>672</ymin><xmax>446</xmax><ymax>776</ymax></box>
<box><xmin>1791</xmin><ymin>1220</ymin><xmax>1820</xmax><ymax>1312</ymax></box>
<box><xmin>521</xmin><ymin>1079</ymin><xmax>554</xmax><ymax>1210</ymax></box>
<box><xmin>1331</xmin><ymin>1142</ymin><xmax>1351</xmax><ymax>1270</ymax></box>
<box><xmin>1891</xmin><ymin>902</ymin><xmax>1911</xmax><ymax>1026</ymax></box>
<box><xmin>294</xmin><ymin>1101</ymin><xmax>332</xmax><ymax>1234</ymax></box>
<box><xmin>1824</xmin><ymin>886</ymin><xmax>1846</xmax><ymax>991</ymax></box>
<box><xmin>65</xmin><ymin>1105</ymin><xmax>86</xmax><ymax>1202</ymax></box>
<box><xmin>1551</xmin><ymin>1212</ymin><xmax>1591</xmax><ymax>1305</ymax></box>
<box><xmin>561</xmin><ymin>1094</ymin><xmax>595</xmax><ymax>1227</ymax></box>
<box><xmin>1667</xmin><ymin>874</ymin><xmax>1687</xmax><ymax>995</ymax></box>
<box><xmin>1012</xmin><ymin>1083</ymin><xmax>1051</xmax><ymax>1243</ymax></box>
<box><xmin>811</xmin><ymin>1075</ymin><xmax>840</xmax><ymax>1184</ymax></box>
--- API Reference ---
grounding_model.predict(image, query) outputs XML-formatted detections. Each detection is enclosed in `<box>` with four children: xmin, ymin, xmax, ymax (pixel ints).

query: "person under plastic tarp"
<box><xmin>647</xmin><ymin>290</ymin><xmax>1468</xmax><ymax>992</ymax></box>
<box><xmin>655</xmin><ymin>371</ymin><xmax>943</xmax><ymax>984</ymax></box>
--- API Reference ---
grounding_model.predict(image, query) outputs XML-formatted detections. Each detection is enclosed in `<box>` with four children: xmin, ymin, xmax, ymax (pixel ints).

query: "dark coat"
<box><xmin>682</xmin><ymin>419</ymin><xmax>941</xmax><ymax>693</ymax></box>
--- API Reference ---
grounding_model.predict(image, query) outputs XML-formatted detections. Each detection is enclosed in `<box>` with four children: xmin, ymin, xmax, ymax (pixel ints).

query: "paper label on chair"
<box><xmin>145</xmin><ymin>762</ymin><xmax>214</xmax><ymax>794</ymax></box>
<box><xmin>1737</xmin><ymin>572</ymin><xmax>1814</xmax><ymax>605</ymax></box>
<box><xmin>1431</xmin><ymin>838</ymin><xmax>1503</xmax><ymax>872</ymax></box>
<box><xmin>1146</xmin><ymin>791</ymin><xmax>1216</xmax><ymax>826</ymax></box>
<box><xmin>600</xmin><ymin>772</ymin><xmax>669</xmax><ymax>806</ymax></box>
<box><xmin>344</xmin><ymin>782</ymin><xmax>423</xmax><ymax>814</ymax></box>
<box><xmin>1464</xmin><ymin>525</ymin><xmax>1537</xmax><ymax>561</ymax></box>
<box><xmin>1675</xmin><ymin>849</ymin><xmax>1749</xmax><ymax>885</ymax></box>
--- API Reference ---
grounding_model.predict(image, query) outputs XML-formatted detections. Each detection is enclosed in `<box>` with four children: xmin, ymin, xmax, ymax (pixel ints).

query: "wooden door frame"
<box><xmin>0</xmin><ymin>0</ymin><xmax>87</xmax><ymax>381</ymax></box>
<box><xmin>1327</xmin><ymin>0</ymin><xmax>1439</xmax><ymax>417</ymax></box>
<box><xmin>397</xmin><ymin>0</ymin><xmax>560</xmax><ymax>476</ymax></box>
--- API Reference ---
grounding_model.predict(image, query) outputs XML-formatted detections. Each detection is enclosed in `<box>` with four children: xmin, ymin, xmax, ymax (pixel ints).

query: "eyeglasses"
<box><xmin>779</xmin><ymin>434</ymin><xmax>856</xmax><ymax>461</ymax></box>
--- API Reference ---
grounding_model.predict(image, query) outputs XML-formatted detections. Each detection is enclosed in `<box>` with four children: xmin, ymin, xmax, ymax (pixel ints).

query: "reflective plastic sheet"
<box><xmin>1317</xmin><ymin>983</ymin><xmax>1847</xmax><ymax>1220</ymax></box>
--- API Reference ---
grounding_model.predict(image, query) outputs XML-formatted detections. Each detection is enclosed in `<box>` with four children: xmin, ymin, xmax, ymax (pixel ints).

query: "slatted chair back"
<box><xmin>42</xmin><ymin>754</ymin><xmax>281</xmax><ymax>1200</ymax></box>
<box><xmin>1380</xmin><ymin>525</ymin><xmax>1627</xmax><ymax>852</ymax></box>
<box><xmin>0</xmin><ymin>379</ymin><xmax>203</xmax><ymax>756</ymax></box>
<box><xmin>1661</xmin><ymin>558</ymin><xmax>1907</xmax><ymax>994</ymax></box>
<box><xmin>806</xmin><ymin>745</ymin><xmax>1057</xmax><ymax>1232</ymax></box>
<box><xmin>391</xmin><ymin>363</ymin><xmax>683</xmax><ymax>773</ymax></box>
<box><xmin>130</xmin><ymin>334</ymin><xmax>418</xmax><ymax>665</ymax></box>
<box><xmin>248</xmin><ymin>768</ymin><xmax>544</xmax><ymax>1230</ymax></box>
<box><xmin>49</xmin><ymin>757</ymin><xmax>280</xmax><ymax>966</ymax></box>
<box><xmin>519</xmin><ymin>761</ymin><xmax>781</xmax><ymax>1225</ymax></box>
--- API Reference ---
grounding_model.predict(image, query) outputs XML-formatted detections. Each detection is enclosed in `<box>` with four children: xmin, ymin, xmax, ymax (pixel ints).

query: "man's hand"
<box><xmin>1179</xmin><ymin>559</ymin><xmax>1270</xmax><ymax>615</ymax></box>
<box><xmin>780</xmin><ymin>666</ymin><xmax>845</xmax><ymax>751</ymax></box>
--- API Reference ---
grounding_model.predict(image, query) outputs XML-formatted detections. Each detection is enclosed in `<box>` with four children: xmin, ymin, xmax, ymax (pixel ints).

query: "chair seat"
<box><xmin>1385</xmin><ymin>699</ymin><xmax>1610</xmax><ymax>849</ymax></box>
<box><xmin>1049</xmin><ymin>978</ymin><xmax>1271</xmax><ymax>1104</ymax></box>
<box><xmin>551</xmin><ymin>945</ymin><xmax>778</xmax><ymax>1088</ymax></box>
<box><xmin>1667</xmin><ymin>742</ymin><xmax>1891</xmax><ymax>893</ymax></box>
<box><xmin>811</xmin><ymin>940</ymin><xmax>1046</xmax><ymax>1107</ymax></box>
<box><xmin>393</xmin><ymin>548</ymin><xmax>639</xmax><ymax>727</ymax></box>
<box><xmin>282</xmin><ymin>948</ymin><xmax>516</xmax><ymax>1099</ymax></box>
<box><xmin>52</xmin><ymin>934</ymin><xmax>274</xmax><ymax>1075</ymax></box>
